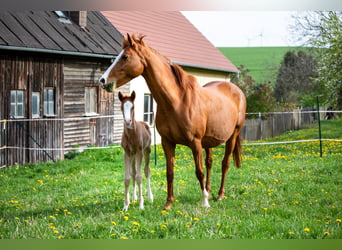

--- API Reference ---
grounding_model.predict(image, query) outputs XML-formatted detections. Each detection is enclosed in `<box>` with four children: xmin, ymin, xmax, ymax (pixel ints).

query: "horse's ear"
<box><xmin>118</xmin><ymin>91</ymin><xmax>123</xmax><ymax>102</ymax></box>
<box><xmin>127</xmin><ymin>33</ymin><xmax>135</xmax><ymax>48</ymax></box>
<box><xmin>131</xmin><ymin>91</ymin><xmax>136</xmax><ymax>102</ymax></box>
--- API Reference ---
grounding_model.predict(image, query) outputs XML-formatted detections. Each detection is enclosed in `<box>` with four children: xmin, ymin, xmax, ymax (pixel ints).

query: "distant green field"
<box><xmin>218</xmin><ymin>47</ymin><xmax>305</xmax><ymax>85</ymax></box>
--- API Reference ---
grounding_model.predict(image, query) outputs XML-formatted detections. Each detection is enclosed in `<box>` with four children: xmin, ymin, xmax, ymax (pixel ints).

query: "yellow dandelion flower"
<box><xmin>336</xmin><ymin>219</ymin><xmax>341</xmax><ymax>223</ymax></box>
<box><xmin>304</xmin><ymin>228</ymin><xmax>310</xmax><ymax>232</ymax></box>
<box><xmin>288</xmin><ymin>232</ymin><xmax>295</xmax><ymax>235</ymax></box>
<box><xmin>54</xmin><ymin>230</ymin><xmax>59</xmax><ymax>234</ymax></box>
<box><xmin>132</xmin><ymin>221</ymin><xmax>140</xmax><ymax>227</ymax></box>
<box><xmin>123</xmin><ymin>216</ymin><xmax>129</xmax><ymax>221</ymax></box>
<box><xmin>57</xmin><ymin>235</ymin><xmax>63</xmax><ymax>239</ymax></box>
<box><xmin>216</xmin><ymin>223</ymin><xmax>221</xmax><ymax>227</ymax></box>
<box><xmin>193</xmin><ymin>218</ymin><xmax>199</xmax><ymax>222</ymax></box>
<box><xmin>120</xmin><ymin>236</ymin><xmax>128</xmax><ymax>239</ymax></box>
<box><xmin>150</xmin><ymin>230</ymin><xmax>156</xmax><ymax>234</ymax></box>
<box><xmin>161</xmin><ymin>210</ymin><xmax>169</xmax><ymax>215</ymax></box>
<box><xmin>111</xmin><ymin>221</ymin><xmax>117</xmax><ymax>226</ymax></box>
<box><xmin>324</xmin><ymin>232</ymin><xmax>330</xmax><ymax>235</ymax></box>
<box><xmin>263</xmin><ymin>208</ymin><xmax>268</xmax><ymax>211</ymax></box>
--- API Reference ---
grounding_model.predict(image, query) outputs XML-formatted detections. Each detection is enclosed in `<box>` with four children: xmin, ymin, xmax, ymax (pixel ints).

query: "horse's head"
<box><xmin>99</xmin><ymin>34</ymin><xmax>145</xmax><ymax>92</ymax></box>
<box><xmin>118</xmin><ymin>91</ymin><xmax>136</xmax><ymax>129</ymax></box>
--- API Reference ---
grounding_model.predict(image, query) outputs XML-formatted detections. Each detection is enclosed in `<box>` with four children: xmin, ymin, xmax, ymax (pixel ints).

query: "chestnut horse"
<box><xmin>118</xmin><ymin>91</ymin><xmax>153</xmax><ymax>211</ymax></box>
<box><xmin>100</xmin><ymin>34</ymin><xmax>246</xmax><ymax>210</ymax></box>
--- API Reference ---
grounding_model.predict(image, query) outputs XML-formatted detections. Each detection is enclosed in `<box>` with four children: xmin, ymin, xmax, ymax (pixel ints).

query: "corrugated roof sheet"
<box><xmin>0</xmin><ymin>11</ymin><xmax>123</xmax><ymax>56</ymax></box>
<box><xmin>101</xmin><ymin>11</ymin><xmax>238</xmax><ymax>73</ymax></box>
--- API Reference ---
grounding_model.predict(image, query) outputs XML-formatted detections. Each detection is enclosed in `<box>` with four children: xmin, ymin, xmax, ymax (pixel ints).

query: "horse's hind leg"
<box><xmin>144</xmin><ymin>146</ymin><xmax>153</xmax><ymax>202</ymax></box>
<box><xmin>135</xmin><ymin>151</ymin><xmax>144</xmax><ymax>210</ymax></box>
<box><xmin>205</xmin><ymin>148</ymin><xmax>213</xmax><ymax>194</ymax></box>
<box><xmin>218</xmin><ymin>131</ymin><xmax>238</xmax><ymax>201</ymax></box>
<box><xmin>123</xmin><ymin>153</ymin><xmax>132</xmax><ymax>211</ymax></box>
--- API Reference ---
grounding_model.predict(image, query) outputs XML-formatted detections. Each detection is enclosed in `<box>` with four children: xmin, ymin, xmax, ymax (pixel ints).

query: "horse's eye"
<box><xmin>122</xmin><ymin>55</ymin><xmax>128</xmax><ymax>60</ymax></box>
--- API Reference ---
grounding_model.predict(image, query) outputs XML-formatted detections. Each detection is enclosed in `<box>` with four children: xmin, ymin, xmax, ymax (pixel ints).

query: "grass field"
<box><xmin>0</xmin><ymin>119</ymin><xmax>341</xmax><ymax>239</ymax></box>
<box><xmin>218</xmin><ymin>47</ymin><xmax>306</xmax><ymax>84</ymax></box>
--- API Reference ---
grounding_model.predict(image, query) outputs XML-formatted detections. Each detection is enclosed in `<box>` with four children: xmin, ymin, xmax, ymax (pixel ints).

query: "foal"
<box><xmin>118</xmin><ymin>91</ymin><xmax>153</xmax><ymax>211</ymax></box>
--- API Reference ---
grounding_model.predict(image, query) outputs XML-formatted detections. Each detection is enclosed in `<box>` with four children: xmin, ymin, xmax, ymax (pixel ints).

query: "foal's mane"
<box><xmin>125</xmin><ymin>34</ymin><xmax>196</xmax><ymax>90</ymax></box>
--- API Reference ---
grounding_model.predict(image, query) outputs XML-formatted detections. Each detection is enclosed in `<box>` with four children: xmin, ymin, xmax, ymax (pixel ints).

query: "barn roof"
<box><xmin>0</xmin><ymin>11</ymin><xmax>123</xmax><ymax>58</ymax></box>
<box><xmin>101</xmin><ymin>11</ymin><xmax>239</xmax><ymax>73</ymax></box>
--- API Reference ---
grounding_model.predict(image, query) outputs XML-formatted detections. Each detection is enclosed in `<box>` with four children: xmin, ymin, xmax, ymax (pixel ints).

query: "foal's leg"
<box><xmin>123</xmin><ymin>153</ymin><xmax>132</xmax><ymax>211</ymax></box>
<box><xmin>131</xmin><ymin>158</ymin><xmax>137</xmax><ymax>201</ymax></box>
<box><xmin>144</xmin><ymin>146</ymin><xmax>153</xmax><ymax>202</ymax></box>
<box><xmin>191</xmin><ymin>139</ymin><xmax>210</xmax><ymax>208</ymax></box>
<box><xmin>135</xmin><ymin>150</ymin><xmax>144</xmax><ymax>210</ymax></box>
<box><xmin>218</xmin><ymin>132</ymin><xmax>237</xmax><ymax>201</ymax></box>
<box><xmin>205</xmin><ymin>148</ymin><xmax>213</xmax><ymax>194</ymax></box>
<box><xmin>162</xmin><ymin>138</ymin><xmax>176</xmax><ymax>210</ymax></box>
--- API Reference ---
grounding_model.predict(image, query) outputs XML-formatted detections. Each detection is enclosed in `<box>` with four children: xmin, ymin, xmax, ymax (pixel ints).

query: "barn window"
<box><xmin>10</xmin><ymin>90</ymin><xmax>25</xmax><ymax>118</ymax></box>
<box><xmin>85</xmin><ymin>87</ymin><xmax>98</xmax><ymax>115</ymax></box>
<box><xmin>143</xmin><ymin>94</ymin><xmax>154</xmax><ymax>126</ymax></box>
<box><xmin>32</xmin><ymin>92</ymin><xmax>40</xmax><ymax>118</ymax></box>
<box><xmin>43</xmin><ymin>88</ymin><xmax>56</xmax><ymax>116</ymax></box>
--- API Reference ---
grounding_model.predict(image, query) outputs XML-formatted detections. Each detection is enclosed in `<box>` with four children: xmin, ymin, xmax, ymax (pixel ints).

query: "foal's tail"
<box><xmin>233</xmin><ymin>133</ymin><xmax>242</xmax><ymax>169</ymax></box>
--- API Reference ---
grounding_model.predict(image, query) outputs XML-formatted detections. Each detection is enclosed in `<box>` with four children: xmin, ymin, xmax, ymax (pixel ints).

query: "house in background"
<box><xmin>102</xmin><ymin>11</ymin><xmax>239</xmax><ymax>144</ymax></box>
<box><xmin>0</xmin><ymin>11</ymin><xmax>123</xmax><ymax>166</ymax></box>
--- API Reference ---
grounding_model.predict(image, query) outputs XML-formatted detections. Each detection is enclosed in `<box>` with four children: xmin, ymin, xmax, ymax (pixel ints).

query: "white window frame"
<box><xmin>43</xmin><ymin>88</ymin><xmax>56</xmax><ymax>117</ymax></box>
<box><xmin>10</xmin><ymin>90</ymin><xmax>25</xmax><ymax>118</ymax></box>
<box><xmin>32</xmin><ymin>92</ymin><xmax>40</xmax><ymax>118</ymax></box>
<box><xmin>85</xmin><ymin>87</ymin><xmax>98</xmax><ymax>116</ymax></box>
<box><xmin>143</xmin><ymin>94</ymin><xmax>154</xmax><ymax>126</ymax></box>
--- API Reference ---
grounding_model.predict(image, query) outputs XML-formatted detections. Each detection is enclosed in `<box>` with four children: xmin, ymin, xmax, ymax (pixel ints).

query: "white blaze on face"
<box><xmin>100</xmin><ymin>50</ymin><xmax>125</xmax><ymax>84</ymax></box>
<box><xmin>123</xmin><ymin>101</ymin><xmax>134</xmax><ymax>128</ymax></box>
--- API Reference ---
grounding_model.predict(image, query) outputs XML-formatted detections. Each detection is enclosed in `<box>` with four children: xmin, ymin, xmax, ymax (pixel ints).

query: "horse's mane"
<box><xmin>170</xmin><ymin>64</ymin><xmax>196</xmax><ymax>90</ymax></box>
<box><xmin>124</xmin><ymin>34</ymin><xmax>196</xmax><ymax>90</ymax></box>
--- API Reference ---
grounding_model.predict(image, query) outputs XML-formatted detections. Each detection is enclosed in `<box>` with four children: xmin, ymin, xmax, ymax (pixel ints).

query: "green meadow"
<box><xmin>218</xmin><ymin>47</ymin><xmax>308</xmax><ymax>84</ymax></box>
<box><xmin>0</xmin><ymin>119</ymin><xmax>341</xmax><ymax>239</ymax></box>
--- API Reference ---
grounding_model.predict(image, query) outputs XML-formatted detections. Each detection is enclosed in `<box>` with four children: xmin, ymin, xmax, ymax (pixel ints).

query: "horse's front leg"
<box><xmin>192</xmin><ymin>140</ymin><xmax>210</xmax><ymax>208</ymax></box>
<box><xmin>162</xmin><ymin>138</ymin><xmax>176</xmax><ymax>210</ymax></box>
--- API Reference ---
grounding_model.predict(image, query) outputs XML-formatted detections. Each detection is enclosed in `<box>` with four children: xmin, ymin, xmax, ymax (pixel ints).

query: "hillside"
<box><xmin>218</xmin><ymin>47</ymin><xmax>305</xmax><ymax>85</ymax></box>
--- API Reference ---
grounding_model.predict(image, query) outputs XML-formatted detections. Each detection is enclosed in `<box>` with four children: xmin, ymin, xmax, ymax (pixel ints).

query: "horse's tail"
<box><xmin>233</xmin><ymin>133</ymin><xmax>242</xmax><ymax>169</ymax></box>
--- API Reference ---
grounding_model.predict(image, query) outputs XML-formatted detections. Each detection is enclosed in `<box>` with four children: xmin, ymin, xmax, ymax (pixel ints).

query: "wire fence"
<box><xmin>1</xmin><ymin>110</ymin><xmax>341</xmax><ymax>166</ymax></box>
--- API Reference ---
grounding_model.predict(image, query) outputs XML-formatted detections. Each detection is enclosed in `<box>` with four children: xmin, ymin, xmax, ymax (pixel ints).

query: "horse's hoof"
<box><xmin>163</xmin><ymin>203</ymin><xmax>172</xmax><ymax>210</ymax></box>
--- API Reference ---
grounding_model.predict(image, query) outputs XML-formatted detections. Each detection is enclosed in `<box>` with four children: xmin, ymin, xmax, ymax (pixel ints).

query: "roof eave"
<box><xmin>0</xmin><ymin>45</ymin><xmax>116</xmax><ymax>59</ymax></box>
<box><xmin>174</xmin><ymin>61</ymin><xmax>240</xmax><ymax>74</ymax></box>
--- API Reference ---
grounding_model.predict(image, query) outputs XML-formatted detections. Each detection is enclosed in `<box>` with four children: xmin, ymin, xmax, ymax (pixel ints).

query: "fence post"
<box><xmin>316</xmin><ymin>96</ymin><xmax>323</xmax><ymax>157</ymax></box>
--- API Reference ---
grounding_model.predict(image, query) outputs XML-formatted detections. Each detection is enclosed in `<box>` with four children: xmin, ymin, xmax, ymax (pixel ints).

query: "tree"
<box><xmin>233</xmin><ymin>65</ymin><xmax>277</xmax><ymax>114</ymax></box>
<box><xmin>274</xmin><ymin>50</ymin><xmax>319</xmax><ymax>106</ymax></box>
<box><xmin>291</xmin><ymin>11</ymin><xmax>342</xmax><ymax>109</ymax></box>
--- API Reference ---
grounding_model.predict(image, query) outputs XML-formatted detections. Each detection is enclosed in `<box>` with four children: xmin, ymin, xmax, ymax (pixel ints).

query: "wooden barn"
<box><xmin>0</xmin><ymin>11</ymin><xmax>124</xmax><ymax>166</ymax></box>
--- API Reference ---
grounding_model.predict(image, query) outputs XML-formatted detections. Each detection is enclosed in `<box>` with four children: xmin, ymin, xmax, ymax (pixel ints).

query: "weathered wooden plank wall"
<box><xmin>0</xmin><ymin>52</ymin><xmax>64</xmax><ymax>166</ymax></box>
<box><xmin>63</xmin><ymin>59</ymin><xmax>117</xmax><ymax>149</ymax></box>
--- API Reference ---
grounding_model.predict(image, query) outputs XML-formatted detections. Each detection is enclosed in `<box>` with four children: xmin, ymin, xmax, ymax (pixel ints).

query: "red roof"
<box><xmin>101</xmin><ymin>11</ymin><xmax>238</xmax><ymax>73</ymax></box>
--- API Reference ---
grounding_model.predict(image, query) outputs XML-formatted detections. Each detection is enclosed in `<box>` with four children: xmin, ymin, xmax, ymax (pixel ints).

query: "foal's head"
<box><xmin>118</xmin><ymin>91</ymin><xmax>136</xmax><ymax>129</ymax></box>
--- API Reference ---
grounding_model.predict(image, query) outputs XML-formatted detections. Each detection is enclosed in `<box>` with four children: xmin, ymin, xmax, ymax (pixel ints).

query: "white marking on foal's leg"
<box><xmin>123</xmin><ymin>189</ymin><xmax>130</xmax><ymax>212</ymax></box>
<box><xmin>147</xmin><ymin>177</ymin><xmax>154</xmax><ymax>202</ymax></box>
<box><xmin>201</xmin><ymin>189</ymin><xmax>210</xmax><ymax>208</ymax></box>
